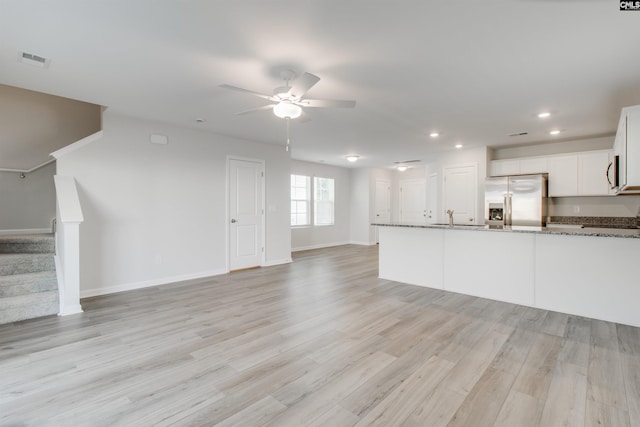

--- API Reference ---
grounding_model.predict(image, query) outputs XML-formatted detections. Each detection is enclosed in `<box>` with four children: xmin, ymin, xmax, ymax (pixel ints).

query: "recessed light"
<box><xmin>455</xmin><ymin>144</ymin><xmax>463</xmax><ymax>149</ymax></box>
<box><xmin>430</xmin><ymin>132</ymin><xmax>439</xmax><ymax>138</ymax></box>
<box><xmin>346</xmin><ymin>155</ymin><xmax>359</xmax><ymax>162</ymax></box>
<box><xmin>549</xmin><ymin>130</ymin><xmax>561</xmax><ymax>135</ymax></box>
<box><xmin>538</xmin><ymin>112</ymin><xmax>551</xmax><ymax>118</ymax></box>
<box><xmin>397</xmin><ymin>166</ymin><xmax>408</xmax><ymax>172</ymax></box>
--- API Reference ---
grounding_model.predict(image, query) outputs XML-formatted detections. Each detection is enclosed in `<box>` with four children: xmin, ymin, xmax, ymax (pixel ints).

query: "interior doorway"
<box><xmin>228</xmin><ymin>158</ymin><xmax>264</xmax><ymax>271</ymax></box>
<box><xmin>442</xmin><ymin>163</ymin><xmax>478</xmax><ymax>225</ymax></box>
<box><xmin>399</xmin><ymin>178</ymin><xmax>426</xmax><ymax>224</ymax></box>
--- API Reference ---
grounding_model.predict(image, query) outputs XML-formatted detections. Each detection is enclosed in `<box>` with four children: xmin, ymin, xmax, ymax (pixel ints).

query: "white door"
<box><xmin>374</xmin><ymin>179</ymin><xmax>391</xmax><ymax>223</ymax></box>
<box><xmin>399</xmin><ymin>179</ymin><xmax>426</xmax><ymax>224</ymax></box>
<box><xmin>443</xmin><ymin>164</ymin><xmax>477</xmax><ymax>225</ymax></box>
<box><xmin>229</xmin><ymin>158</ymin><xmax>263</xmax><ymax>271</ymax></box>
<box><xmin>427</xmin><ymin>173</ymin><xmax>439</xmax><ymax>224</ymax></box>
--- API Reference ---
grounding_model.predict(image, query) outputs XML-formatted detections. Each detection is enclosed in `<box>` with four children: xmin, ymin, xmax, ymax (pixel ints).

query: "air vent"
<box><xmin>394</xmin><ymin>159</ymin><xmax>421</xmax><ymax>164</ymax></box>
<box><xmin>508</xmin><ymin>132</ymin><xmax>529</xmax><ymax>137</ymax></box>
<box><xmin>18</xmin><ymin>51</ymin><xmax>50</xmax><ymax>68</ymax></box>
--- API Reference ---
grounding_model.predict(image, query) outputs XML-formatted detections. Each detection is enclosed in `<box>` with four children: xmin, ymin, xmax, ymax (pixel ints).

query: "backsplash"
<box><xmin>548</xmin><ymin>195</ymin><xmax>640</xmax><ymax>218</ymax></box>
<box><xmin>549</xmin><ymin>216</ymin><xmax>639</xmax><ymax>229</ymax></box>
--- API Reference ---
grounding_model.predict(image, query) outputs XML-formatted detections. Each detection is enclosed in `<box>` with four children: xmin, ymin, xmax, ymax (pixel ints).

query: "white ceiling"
<box><xmin>1</xmin><ymin>0</ymin><xmax>639</xmax><ymax>169</ymax></box>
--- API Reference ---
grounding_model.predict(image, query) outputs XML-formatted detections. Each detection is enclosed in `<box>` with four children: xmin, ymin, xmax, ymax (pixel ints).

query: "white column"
<box><xmin>53</xmin><ymin>175</ymin><xmax>84</xmax><ymax>316</ymax></box>
<box><xmin>58</xmin><ymin>222</ymin><xmax>83</xmax><ymax>315</ymax></box>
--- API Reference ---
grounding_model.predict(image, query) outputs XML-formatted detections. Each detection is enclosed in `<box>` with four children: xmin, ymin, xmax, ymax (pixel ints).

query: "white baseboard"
<box><xmin>58</xmin><ymin>304</ymin><xmax>84</xmax><ymax>316</ymax></box>
<box><xmin>291</xmin><ymin>241</ymin><xmax>352</xmax><ymax>252</ymax></box>
<box><xmin>291</xmin><ymin>241</ymin><xmax>376</xmax><ymax>252</ymax></box>
<box><xmin>54</xmin><ymin>255</ymin><xmax>65</xmax><ymax>314</ymax></box>
<box><xmin>349</xmin><ymin>240</ymin><xmax>377</xmax><ymax>246</ymax></box>
<box><xmin>0</xmin><ymin>228</ymin><xmax>51</xmax><ymax>235</ymax></box>
<box><xmin>80</xmin><ymin>268</ymin><xmax>228</xmax><ymax>298</ymax></box>
<box><xmin>262</xmin><ymin>258</ymin><xmax>292</xmax><ymax>267</ymax></box>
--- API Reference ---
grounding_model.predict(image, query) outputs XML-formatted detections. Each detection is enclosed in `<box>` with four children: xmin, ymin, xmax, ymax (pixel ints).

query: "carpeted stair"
<box><xmin>0</xmin><ymin>234</ymin><xmax>59</xmax><ymax>324</ymax></box>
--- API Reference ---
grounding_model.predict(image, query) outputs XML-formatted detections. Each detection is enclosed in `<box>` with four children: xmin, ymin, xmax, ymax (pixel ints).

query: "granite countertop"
<box><xmin>371</xmin><ymin>222</ymin><xmax>640</xmax><ymax>239</ymax></box>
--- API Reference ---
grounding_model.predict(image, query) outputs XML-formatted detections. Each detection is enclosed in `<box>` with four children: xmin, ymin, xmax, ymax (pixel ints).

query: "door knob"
<box><xmin>231</xmin><ymin>219</ymin><xmax>237</xmax><ymax>223</ymax></box>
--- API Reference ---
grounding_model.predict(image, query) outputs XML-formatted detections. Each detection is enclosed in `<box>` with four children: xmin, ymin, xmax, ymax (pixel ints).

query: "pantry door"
<box><xmin>443</xmin><ymin>164</ymin><xmax>477</xmax><ymax>225</ymax></box>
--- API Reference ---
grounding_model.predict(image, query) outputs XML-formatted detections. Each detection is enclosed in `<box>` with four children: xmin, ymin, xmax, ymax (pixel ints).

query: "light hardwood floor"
<box><xmin>1</xmin><ymin>245</ymin><xmax>639</xmax><ymax>426</ymax></box>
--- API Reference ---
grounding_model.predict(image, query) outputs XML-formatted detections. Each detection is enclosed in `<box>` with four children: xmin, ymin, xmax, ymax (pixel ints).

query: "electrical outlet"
<box><xmin>154</xmin><ymin>255</ymin><xmax>162</xmax><ymax>265</ymax></box>
<box><xmin>573</xmin><ymin>206</ymin><xmax>580</xmax><ymax>214</ymax></box>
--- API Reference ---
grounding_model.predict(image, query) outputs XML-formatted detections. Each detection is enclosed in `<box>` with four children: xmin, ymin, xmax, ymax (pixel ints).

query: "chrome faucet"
<box><xmin>446</xmin><ymin>209</ymin><xmax>454</xmax><ymax>227</ymax></box>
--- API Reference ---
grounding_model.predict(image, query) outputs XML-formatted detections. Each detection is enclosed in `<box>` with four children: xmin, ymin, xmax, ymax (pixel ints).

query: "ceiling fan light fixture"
<box><xmin>274</xmin><ymin>86</ymin><xmax>290</xmax><ymax>99</ymax></box>
<box><xmin>397</xmin><ymin>166</ymin><xmax>408</xmax><ymax>172</ymax></box>
<box><xmin>273</xmin><ymin>101</ymin><xmax>302</xmax><ymax>119</ymax></box>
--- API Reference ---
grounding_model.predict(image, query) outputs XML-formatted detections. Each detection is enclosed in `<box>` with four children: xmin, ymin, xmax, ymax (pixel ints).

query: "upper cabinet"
<box><xmin>519</xmin><ymin>157</ymin><xmax>548</xmax><ymax>175</ymax></box>
<box><xmin>615</xmin><ymin>105</ymin><xmax>640</xmax><ymax>194</ymax></box>
<box><xmin>491</xmin><ymin>159</ymin><xmax>520</xmax><ymax>176</ymax></box>
<box><xmin>490</xmin><ymin>149</ymin><xmax>613</xmax><ymax>197</ymax></box>
<box><xmin>548</xmin><ymin>155</ymin><xmax>578</xmax><ymax>197</ymax></box>
<box><xmin>578</xmin><ymin>150</ymin><xmax>612</xmax><ymax>196</ymax></box>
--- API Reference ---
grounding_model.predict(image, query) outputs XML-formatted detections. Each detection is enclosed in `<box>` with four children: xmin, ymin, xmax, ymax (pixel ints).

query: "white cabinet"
<box><xmin>548</xmin><ymin>154</ymin><xmax>578</xmax><ymax>197</ymax></box>
<box><xmin>491</xmin><ymin>159</ymin><xmax>520</xmax><ymax>176</ymax></box>
<box><xmin>491</xmin><ymin>150</ymin><xmax>613</xmax><ymax>197</ymax></box>
<box><xmin>490</xmin><ymin>157</ymin><xmax>548</xmax><ymax>176</ymax></box>
<box><xmin>615</xmin><ymin>105</ymin><xmax>640</xmax><ymax>193</ymax></box>
<box><xmin>578</xmin><ymin>151</ymin><xmax>611</xmax><ymax>196</ymax></box>
<box><xmin>520</xmin><ymin>157</ymin><xmax>548</xmax><ymax>174</ymax></box>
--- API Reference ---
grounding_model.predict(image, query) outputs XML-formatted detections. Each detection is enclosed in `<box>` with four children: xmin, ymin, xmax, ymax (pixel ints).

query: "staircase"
<box><xmin>0</xmin><ymin>234</ymin><xmax>59</xmax><ymax>324</ymax></box>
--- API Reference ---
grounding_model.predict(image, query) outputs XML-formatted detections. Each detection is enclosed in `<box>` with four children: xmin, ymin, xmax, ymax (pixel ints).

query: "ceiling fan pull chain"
<box><xmin>286</xmin><ymin>117</ymin><xmax>291</xmax><ymax>152</ymax></box>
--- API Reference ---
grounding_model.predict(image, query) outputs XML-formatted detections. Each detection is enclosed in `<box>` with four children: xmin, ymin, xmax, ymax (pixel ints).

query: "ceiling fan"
<box><xmin>220</xmin><ymin>69</ymin><xmax>356</xmax><ymax>119</ymax></box>
<box><xmin>219</xmin><ymin>69</ymin><xmax>356</xmax><ymax>151</ymax></box>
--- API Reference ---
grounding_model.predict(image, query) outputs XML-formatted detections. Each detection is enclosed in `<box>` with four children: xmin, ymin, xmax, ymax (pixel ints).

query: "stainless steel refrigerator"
<box><xmin>484</xmin><ymin>174</ymin><xmax>548</xmax><ymax>227</ymax></box>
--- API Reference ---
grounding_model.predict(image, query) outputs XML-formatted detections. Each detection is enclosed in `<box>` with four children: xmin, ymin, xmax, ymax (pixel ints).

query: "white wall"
<box><xmin>492</xmin><ymin>135</ymin><xmax>614</xmax><ymax>160</ymax></box>
<box><xmin>0</xmin><ymin>162</ymin><xmax>56</xmax><ymax>232</ymax></box>
<box><xmin>56</xmin><ymin>112</ymin><xmax>291</xmax><ymax>297</ymax></box>
<box><xmin>291</xmin><ymin>160</ymin><xmax>352</xmax><ymax>251</ymax></box>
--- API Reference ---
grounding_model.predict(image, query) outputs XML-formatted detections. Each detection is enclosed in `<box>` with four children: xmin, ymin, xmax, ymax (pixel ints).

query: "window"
<box><xmin>290</xmin><ymin>175</ymin><xmax>310</xmax><ymax>226</ymax></box>
<box><xmin>290</xmin><ymin>175</ymin><xmax>335</xmax><ymax>227</ymax></box>
<box><xmin>314</xmin><ymin>177</ymin><xmax>334</xmax><ymax>226</ymax></box>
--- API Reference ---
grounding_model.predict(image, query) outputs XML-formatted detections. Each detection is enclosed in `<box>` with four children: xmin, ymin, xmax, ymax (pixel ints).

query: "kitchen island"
<box><xmin>374</xmin><ymin>223</ymin><xmax>640</xmax><ymax>327</ymax></box>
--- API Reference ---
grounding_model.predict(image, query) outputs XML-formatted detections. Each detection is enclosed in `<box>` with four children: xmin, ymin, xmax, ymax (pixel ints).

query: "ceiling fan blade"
<box><xmin>219</xmin><ymin>84</ymin><xmax>274</xmax><ymax>101</ymax></box>
<box><xmin>298</xmin><ymin>99</ymin><xmax>356</xmax><ymax>108</ymax></box>
<box><xmin>298</xmin><ymin>110</ymin><xmax>311</xmax><ymax>123</ymax></box>
<box><xmin>288</xmin><ymin>72</ymin><xmax>320</xmax><ymax>99</ymax></box>
<box><xmin>235</xmin><ymin>104</ymin><xmax>275</xmax><ymax>115</ymax></box>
